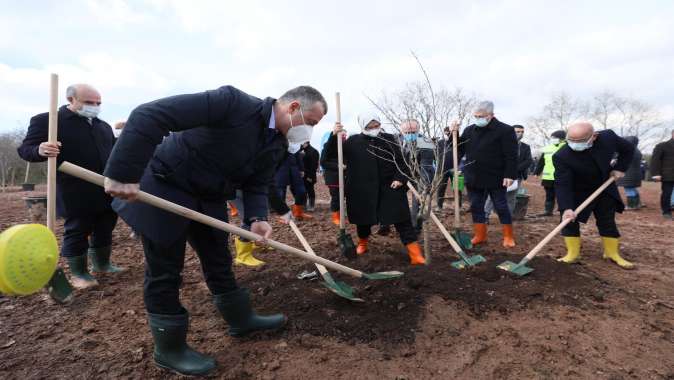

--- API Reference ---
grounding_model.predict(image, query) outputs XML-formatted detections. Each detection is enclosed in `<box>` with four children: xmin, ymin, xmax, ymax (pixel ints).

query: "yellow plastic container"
<box><xmin>0</xmin><ymin>224</ymin><xmax>58</xmax><ymax>296</ymax></box>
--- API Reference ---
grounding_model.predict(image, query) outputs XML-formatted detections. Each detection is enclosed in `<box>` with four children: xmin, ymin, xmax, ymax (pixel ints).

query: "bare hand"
<box><xmin>562</xmin><ymin>209</ymin><xmax>576</xmax><ymax>221</ymax></box>
<box><xmin>450</xmin><ymin>120</ymin><xmax>460</xmax><ymax>133</ymax></box>
<box><xmin>277</xmin><ymin>212</ymin><xmax>293</xmax><ymax>225</ymax></box>
<box><xmin>38</xmin><ymin>141</ymin><xmax>61</xmax><ymax>157</ymax></box>
<box><xmin>333</xmin><ymin>122</ymin><xmax>345</xmax><ymax>136</ymax></box>
<box><xmin>391</xmin><ymin>180</ymin><xmax>403</xmax><ymax>189</ymax></box>
<box><xmin>610</xmin><ymin>170</ymin><xmax>625</xmax><ymax>180</ymax></box>
<box><xmin>104</xmin><ymin>177</ymin><xmax>140</xmax><ymax>201</ymax></box>
<box><xmin>251</xmin><ymin>221</ymin><xmax>272</xmax><ymax>244</ymax></box>
<box><xmin>503</xmin><ymin>178</ymin><xmax>514</xmax><ymax>188</ymax></box>
<box><xmin>652</xmin><ymin>175</ymin><xmax>662</xmax><ymax>182</ymax></box>
<box><xmin>113</xmin><ymin>121</ymin><xmax>126</xmax><ymax>130</ymax></box>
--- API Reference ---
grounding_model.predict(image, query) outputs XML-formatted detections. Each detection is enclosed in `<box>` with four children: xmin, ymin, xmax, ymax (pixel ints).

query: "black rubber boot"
<box><xmin>539</xmin><ymin>201</ymin><xmax>554</xmax><ymax>216</ymax></box>
<box><xmin>213</xmin><ymin>288</ymin><xmax>286</xmax><ymax>337</ymax></box>
<box><xmin>88</xmin><ymin>246</ymin><xmax>125</xmax><ymax>273</ymax></box>
<box><xmin>65</xmin><ymin>254</ymin><xmax>98</xmax><ymax>289</ymax></box>
<box><xmin>148</xmin><ymin>311</ymin><xmax>216</xmax><ymax>376</ymax></box>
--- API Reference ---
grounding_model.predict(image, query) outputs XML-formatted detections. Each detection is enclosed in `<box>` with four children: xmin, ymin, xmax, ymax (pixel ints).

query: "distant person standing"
<box><xmin>650</xmin><ymin>129</ymin><xmax>674</xmax><ymax>220</ymax></box>
<box><xmin>301</xmin><ymin>141</ymin><xmax>320</xmax><ymax>211</ymax></box>
<box><xmin>534</xmin><ymin>130</ymin><xmax>567</xmax><ymax>216</ymax></box>
<box><xmin>17</xmin><ymin>84</ymin><xmax>123</xmax><ymax>289</ymax></box>
<box><xmin>616</xmin><ymin>136</ymin><xmax>643</xmax><ymax>210</ymax></box>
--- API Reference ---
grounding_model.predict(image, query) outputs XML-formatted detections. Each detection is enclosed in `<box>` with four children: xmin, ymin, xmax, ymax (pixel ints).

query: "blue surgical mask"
<box><xmin>403</xmin><ymin>133</ymin><xmax>418</xmax><ymax>142</ymax></box>
<box><xmin>77</xmin><ymin>104</ymin><xmax>100</xmax><ymax>119</ymax></box>
<box><xmin>568</xmin><ymin>141</ymin><xmax>593</xmax><ymax>151</ymax></box>
<box><xmin>474</xmin><ymin>117</ymin><xmax>489</xmax><ymax>127</ymax></box>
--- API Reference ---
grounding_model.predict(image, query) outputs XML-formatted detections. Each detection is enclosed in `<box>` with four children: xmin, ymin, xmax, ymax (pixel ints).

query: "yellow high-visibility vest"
<box><xmin>541</xmin><ymin>142</ymin><xmax>565</xmax><ymax>180</ymax></box>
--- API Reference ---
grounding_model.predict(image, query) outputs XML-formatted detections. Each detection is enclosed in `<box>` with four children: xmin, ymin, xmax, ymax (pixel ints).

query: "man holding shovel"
<box><xmin>103</xmin><ymin>85</ymin><xmax>327</xmax><ymax>376</ymax></box>
<box><xmin>554</xmin><ymin>122</ymin><xmax>635</xmax><ymax>269</ymax></box>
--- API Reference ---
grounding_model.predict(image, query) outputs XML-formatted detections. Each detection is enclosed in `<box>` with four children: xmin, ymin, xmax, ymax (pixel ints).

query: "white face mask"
<box><xmin>77</xmin><ymin>104</ymin><xmax>100</xmax><ymax>119</ymax></box>
<box><xmin>363</xmin><ymin>128</ymin><xmax>381</xmax><ymax>137</ymax></box>
<box><xmin>286</xmin><ymin>108</ymin><xmax>313</xmax><ymax>144</ymax></box>
<box><xmin>474</xmin><ymin>117</ymin><xmax>489</xmax><ymax>127</ymax></box>
<box><xmin>288</xmin><ymin>142</ymin><xmax>301</xmax><ymax>154</ymax></box>
<box><xmin>550</xmin><ymin>138</ymin><xmax>560</xmax><ymax>145</ymax></box>
<box><xmin>568</xmin><ymin>141</ymin><xmax>593</xmax><ymax>151</ymax></box>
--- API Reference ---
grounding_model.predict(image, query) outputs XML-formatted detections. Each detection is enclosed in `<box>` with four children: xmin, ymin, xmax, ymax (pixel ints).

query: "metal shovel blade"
<box><xmin>321</xmin><ymin>273</ymin><xmax>364</xmax><ymax>302</ymax></box>
<box><xmin>497</xmin><ymin>260</ymin><xmax>534</xmax><ymax>276</ymax></box>
<box><xmin>361</xmin><ymin>271</ymin><xmax>405</xmax><ymax>280</ymax></box>
<box><xmin>452</xmin><ymin>230</ymin><xmax>473</xmax><ymax>250</ymax></box>
<box><xmin>47</xmin><ymin>267</ymin><xmax>74</xmax><ymax>304</ymax></box>
<box><xmin>338</xmin><ymin>229</ymin><xmax>357</xmax><ymax>260</ymax></box>
<box><xmin>451</xmin><ymin>251</ymin><xmax>486</xmax><ymax>269</ymax></box>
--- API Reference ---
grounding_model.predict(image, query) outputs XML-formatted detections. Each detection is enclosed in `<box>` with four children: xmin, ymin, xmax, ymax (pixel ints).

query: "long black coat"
<box><xmin>616</xmin><ymin>136</ymin><xmax>642</xmax><ymax>188</ymax></box>
<box><xmin>457</xmin><ymin>118</ymin><xmax>518</xmax><ymax>189</ymax></box>
<box><xmin>17</xmin><ymin>106</ymin><xmax>114</xmax><ymax>218</ymax></box>
<box><xmin>302</xmin><ymin>144</ymin><xmax>320</xmax><ymax>182</ymax></box>
<box><xmin>324</xmin><ymin>132</ymin><xmax>410</xmax><ymax>225</ymax></box>
<box><xmin>650</xmin><ymin>138</ymin><xmax>674</xmax><ymax>181</ymax></box>
<box><xmin>553</xmin><ymin>130</ymin><xmax>634</xmax><ymax>223</ymax></box>
<box><xmin>104</xmin><ymin>86</ymin><xmax>287</xmax><ymax>246</ymax></box>
<box><xmin>516</xmin><ymin>142</ymin><xmax>533</xmax><ymax>180</ymax></box>
<box><xmin>320</xmin><ymin>135</ymin><xmax>340</xmax><ymax>186</ymax></box>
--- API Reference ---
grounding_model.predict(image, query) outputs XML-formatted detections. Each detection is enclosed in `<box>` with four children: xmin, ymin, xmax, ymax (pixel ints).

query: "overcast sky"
<box><xmin>1</xmin><ymin>0</ymin><xmax>673</xmax><ymax>148</ymax></box>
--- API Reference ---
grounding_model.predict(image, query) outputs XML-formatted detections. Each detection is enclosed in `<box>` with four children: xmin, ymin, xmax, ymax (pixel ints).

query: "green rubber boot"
<box><xmin>148</xmin><ymin>311</ymin><xmax>216</xmax><ymax>376</ymax></box>
<box><xmin>65</xmin><ymin>254</ymin><xmax>98</xmax><ymax>289</ymax></box>
<box><xmin>88</xmin><ymin>246</ymin><xmax>125</xmax><ymax>273</ymax></box>
<box><xmin>213</xmin><ymin>288</ymin><xmax>286</xmax><ymax>337</ymax></box>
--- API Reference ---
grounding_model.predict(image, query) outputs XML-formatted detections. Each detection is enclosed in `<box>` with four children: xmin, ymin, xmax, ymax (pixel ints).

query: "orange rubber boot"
<box><xmin>471</xmin><ymin>223</ymin><xmax>488</xmax><ymax>245</ymax></box>
<box><xmin>229</xmin><ymin>203</ymin><xmax>238</xmax><ymax>217</ymax></box>
<box><xmin>356</xmin><ymin>238</ymin><xmax>368</xmax><ymax>255</ymax></box>
<box><xmin>406</xmin><ymin>242</ymin><xmax>426</xmax><ymax>265</ymax></box>
<box><xmin>291</xmin><ymin>204</ymin><xmax>313</xmax><ymax>220</ymax></box>
<box><xmin>331</xmin><ymin>211</ymin><xmax>340</xmax><ymax>226</ymax></box>
<box><xmin>502</xmin><ymin>224</ymin><xmax>516</xmax><ymax>248</ymax></box>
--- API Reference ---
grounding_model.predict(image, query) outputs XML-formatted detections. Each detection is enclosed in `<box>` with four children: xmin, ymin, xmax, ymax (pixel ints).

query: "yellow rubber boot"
<box><xmin>234</xmin><ymin>238</ymin><xmax>265</xmax><ymax>267</ymax></box>
<box><xmin>558</xmin><ymin>237</ymin><xmax>581</xmax><ymax>264</ymax></box>
<box><xmin>601</xmin><ymin>237</ymin><xmax>634</xmax><ymax>269</ymax></box>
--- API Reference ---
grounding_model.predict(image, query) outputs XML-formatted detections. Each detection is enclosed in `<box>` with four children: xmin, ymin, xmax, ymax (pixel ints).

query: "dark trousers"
<box><xmin>561</xmin><ymin>194</ymin><xmax>620</xmax><ymax>238</ymax></box>
<box><xmin>357</xmin><ymin>220</ymin><xmax>417</xmax><ymax>245</ymax></box>
<box><xmin>61</xmin><ymin>210</ymin><xmax>118</xmax><ymax>258</ymax></box>
<box><xmin>544</xmin><ymin>186</ymin><xmax>556</xmax><ymax>212</ymax></box>
<box><xmin>661</xmin><ymin>181</ymin><xmax>674</xmax><ymax>214</ymax></box>
<box><xmin>467</xmin><ymin>187</ymin><xmax>512</xmax><ymax>224</ymax></box>
<box><xmin>436</xmin><ymin>170</ymin><xmax>462</xmax><ymax>208</ymax></box>
<box><xmin>303</xmin><ymin>178</ymin><xmax>316</xmax><ymax>203</ymax></box>
<box><xmin>276</xmin><ymin>168</ymin><xmax>306</xmax><ymax>205</ymax></box>
<box><xmin>141</xmin><ymin>221</ymin><xmax>238</xmax><ymax>315</ymax></box>
<box><xmin>328</xmin><ymin>186</ymin><xmax>340</xmax><ymax>212</ymax></box>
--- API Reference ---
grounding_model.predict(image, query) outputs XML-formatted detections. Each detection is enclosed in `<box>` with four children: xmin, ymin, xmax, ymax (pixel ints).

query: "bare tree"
<box><xmin>364</xmin><ymin>53</ymin><xmax>478</xmax><ymax>260</ymax></box>
<box><xmin>529</xmin><ymin>92</ymin><xmax>589</xmax><ymax>148</ymax></box>
<box><xmin>0</xmin><ymin>128</ymin><xmax>27</xmax><ymax>189</ymax></box>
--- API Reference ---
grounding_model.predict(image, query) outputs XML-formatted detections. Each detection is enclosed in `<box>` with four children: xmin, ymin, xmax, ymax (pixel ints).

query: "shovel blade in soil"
<box><xmin>452</xmin><ymin>231</ymin><xmax>473</xmax><ymax>250</ymax></box>
<box><xmin>321</xmin><ymin>274</ymin><xmax>364</xmax><ymax>302</ymax></box>
<box><xmin>337</xmin><ymin>229</ymin><xmax>357</xmax><ymax>260</ymax></box>
<box><xmin>47</xmin><ymin>268</ymin><xmax>74</xmax><ymax>304</ymax></box>
<box><xmin>362</xmin><ymin>271</ymin><xmax>405</xmax><ymax>280</ymax></box>
<box><xmin>451</xmin><ymin>253</ymin><xmax>486</xmax><ymax>269</ymax></box>
<box><xmin>497</xmin><ymin>260</ymin><xmax>534</xmax><ymax>276</ymax></box>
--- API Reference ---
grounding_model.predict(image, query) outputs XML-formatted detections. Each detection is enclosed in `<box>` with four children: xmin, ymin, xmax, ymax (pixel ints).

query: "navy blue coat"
<box><xmin>553</xmin><ymin>130</ymin><xmax>635</xmax><ymax>222</ymax></box>
<box><xmin>457</xmin><ymin>118</ymin><xmax>518</xmax><ymax>189</ymax></box>
<box><xmin>104</xmin><ymin>86</ymin><xmax>287</xmax><ymax>245</ymax></box>
<box><xmin>17</xmin><ymin>106</ymin><xmax>115</xmax><ymax>218</ymax></box>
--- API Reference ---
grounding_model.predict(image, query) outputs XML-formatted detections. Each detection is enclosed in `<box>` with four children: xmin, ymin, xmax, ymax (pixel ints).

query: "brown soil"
<box><xmin>1</xmin><ymin>181</ymin><xmax>673</xmax><ymax>379</ymax></box>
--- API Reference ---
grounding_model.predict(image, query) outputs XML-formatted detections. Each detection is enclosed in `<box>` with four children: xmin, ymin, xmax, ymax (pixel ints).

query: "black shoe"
<box><xmin>213</xmin><ymin>288</ymin><xmax>286</xmax><ymax>337</ymax></box>
<box><xmin>88</xmin><ymin>246</ymin><xmax>125</xmax><ymax>273</ymax></box>
<box><xmin>148</xmin><ymin>311</ymin><xmax>216</xmax><ymax>376</ymax></box>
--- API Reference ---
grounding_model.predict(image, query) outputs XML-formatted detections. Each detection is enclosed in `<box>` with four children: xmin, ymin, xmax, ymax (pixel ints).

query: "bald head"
<box><xmin>567</xmin><ymin>122</ymin><xmax>595</xmax><ymax>141</ymax></box>
<box><xmin>66</xmin><ymin>84</ymin><xmax>102</xmax><ymax>116</ymax></box>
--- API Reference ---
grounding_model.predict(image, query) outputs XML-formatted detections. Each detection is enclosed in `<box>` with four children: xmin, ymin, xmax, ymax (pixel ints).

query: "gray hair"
<box><xmin>66</xmin><ymin>85</ymin><xmax>78</xmax><ymax>99</ymax></box>
<box><xmin>474</xmin><ymin>100</ymin><xmax>494</xmax><ymax>114</ymax></box>
<box><xmin>279</xmin><ymin>86</ymin><xmax>328</xmax><ymax>115</ymax></box>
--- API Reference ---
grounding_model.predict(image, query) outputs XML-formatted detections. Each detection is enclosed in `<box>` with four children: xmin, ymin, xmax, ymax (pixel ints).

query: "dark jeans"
<box><xmin>544</xmin><ymin>186</ymin><xmax>556</xmax><ymax>212</ymax></box>
<box><xmin>357</xmin><ymin>220</ymin><xmax>417</xmax><ymax>245</ymax></box>
<box><xmin>61</xmin><ymin>210</ymin><xmax>118</xmax><ymax>258</ymax></box>
<box><xmin>328</xmin><ymin>186</ymin><xmax>340</xmax><ymax>212</ymax></box>
<box><xmin>561</xmin><ymin>194</ymin><xmax>620</xmax><ymax>238</ymax></box>
<box><xmin>467</xmin><ymin>187</ymin><xmax>512</xmax><ymax>224</ymax></box>
<box><xmin>303</xmin><ymin>178</ymin><xmax>316</xmax><ymax>203</ymax></box>
<box><xmin>141</xmin><ymin>221</ymin><xmax>238</xmax><ymax>315</ymax></box>
<box><xmin>276</xmin><ymin>168</ymin><xmax>306</xmax><ymax>205</ymax></box>
<box><xmin>436</xmin><ymin>169</ymin><xmax>462</xmax><ymax>208</ymax></box>
<box><xmin>661</xmin><ymin>181</ymin><xmax>674</xmax><ymax>215</ymax></box>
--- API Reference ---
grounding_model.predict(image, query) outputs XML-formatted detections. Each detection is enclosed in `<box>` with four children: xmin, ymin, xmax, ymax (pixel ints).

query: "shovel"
<box><xmin>498</xmin><ymin>177</ymin><xmax>616</xmax><ymax>276</ymax></box>
<box><xmin>407</xmin><ymin>183</ymin><xmax>485</xmax><ymax>269</ymax></box>
<box><xmin>335</xmin><ymin>92</ymin><xmax>357</xmax><ymax>259</ymax></box>
<box><xmin>450</xmin><ymin>128</ymin><xmax>472</xmax><ymax>250</ymax></box>
<box><xmin>43</xmin><ymin>73</ymin><xmax>73</xmax><ymax>303</ymax></box>
<box><xmin>288</xmin><ymin>220</ymin><xmax>364</xmax><ymax>302</ymax></box>
<box><xmin>58</xmin><ymin>162</ymin><xmax>402</xmax><ymax>281</ymax></box>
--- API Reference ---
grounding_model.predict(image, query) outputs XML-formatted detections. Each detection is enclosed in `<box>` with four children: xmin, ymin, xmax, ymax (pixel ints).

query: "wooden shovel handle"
<box><xmin>288</xmin><ymin>220</ymin><xmax>329</xmax><ymax>276</ymax></box>
<box><xmin>523</xmin><ymin>177</ymin><xmax>616</xmax><ymax>261</ymax></box>
<box><xmin>47</xmin><ymin>74</ymin><xmax>58</xmax><ymax>231</ymax></box>
<box><xmin>407</xmin><ymin>182</ymin><xmax>463</xmax><ymax>253</ymax></box>
<box><xmin>57</xmin><ymin>162</ymin><xmax>364</xmax><ymax>279</ymax></box>
<box><xmin>336</xmin><ymin>92</ymin><xmax>346</xmax><ymax>229</ymax></box>
<box><xmin>452</xmin><ymin>129</ymin><xmax>460</xmax><ymax>227</ymax></box>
